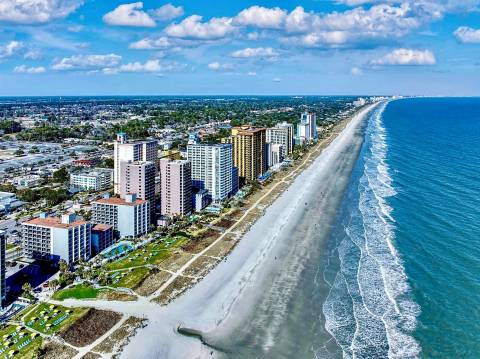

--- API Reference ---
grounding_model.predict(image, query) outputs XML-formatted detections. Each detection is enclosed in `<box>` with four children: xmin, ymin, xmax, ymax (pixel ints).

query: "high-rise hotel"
<box><xmin>187</xmin><ymin>143</ymin><xmax>233</xmax><ymax>203</ymax></box>
<box><xmin>160</xmin><ymin>158</ymin><xmax>192</xmax><ymax>217</ymax></box>
<box><xmin>113</xmin><ymin>132</ymin><xmax>157</xmax><ymax>194</ymax></box>
<box><xmin>266</xmin><ymin>122</ymin><xmax>294</xmax><ymax>158</ymax></box>
<box><xmin>231</xmin><ymin>125</ymin><xmax>267</xmax><ymax>183</ymax></box>
<box><xmin>297</xmin><ymin>112</ymin><xmax>318</xmax><ymax>144</ymax></box>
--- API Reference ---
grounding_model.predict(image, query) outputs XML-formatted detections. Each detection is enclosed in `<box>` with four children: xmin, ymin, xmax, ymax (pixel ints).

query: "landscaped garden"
<box><xmin>52</xmin><ymin>284</ymin><xmax>137</xmax><ymax>302</ymax></box>
<box><xmin>0</xmin><ymin>325</ymin><xmax>42</xmax><ymax>359</ymax></box>
<box><xmin>109</xmin><ymin>267</ymin><xmax>150</xmax><ymax>289</ymax></box>
<box><xmin>23</xmin><ymin>302</ymin><xmax>88</xmax><ymax>335</ymax></box>
<box><xmin>104</xmin><ymin>235</ymin><xmax>190</xmax><ymax>271</ymax></box>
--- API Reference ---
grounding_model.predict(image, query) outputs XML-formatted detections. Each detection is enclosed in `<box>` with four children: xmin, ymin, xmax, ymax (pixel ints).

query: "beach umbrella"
<box><xmin>49</xmin><ymin>305</ymin><xmax>55</xmax><ymax>309</ymax></box>
<box><xmin>30</xmin><ymin>333</ymin><xmax>37</xmax><ymax>338</ymax></box>
<box><xmin>3</xmin><ymin>334</ymin><xmax>9</xmax><ymax>339</ymax></box>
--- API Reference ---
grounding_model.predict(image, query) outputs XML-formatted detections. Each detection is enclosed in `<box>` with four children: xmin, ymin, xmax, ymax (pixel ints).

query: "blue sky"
<box><xmin>0</xmin><ymin>0</ymin><xmax>479</xmax><ymax>96</ymax></box>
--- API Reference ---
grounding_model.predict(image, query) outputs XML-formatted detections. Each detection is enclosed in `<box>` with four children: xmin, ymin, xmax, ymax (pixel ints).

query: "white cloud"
<box><xmin>67</xmin><ymin>24</ymin><xmax>83</xmax><ymax>32</ymax></box>
<box><xmin>103</xmin><ymin>59</ymin><xmax>184</xmax><ymax>74</ymax></box>
<box><xmin>370</xmin><ymin>48</ymin><xmax>436</xmax><ymax>66</ymax></box>
<box><xmin>273</xmin><ymin>77</ymin><xmax>281</xmax><ymax>82</ymax></box>
<box><xmin>247</xmin><ymin>71</ymin><xmax>257</xmax><ymax>76</ymax></box>
<box><xmin>152</xmin><ymin>3</ymin><xmax>183</xmax><ymax>21</ymax></box>
<box><xmin>454</xmin><ymin>26</ymin><xmax>480</xmax><ymax>44</ymax></box>
<box><xmin>165</xmin><ymin>15</ymin><xmax>236</xmax><ymax>39</ymax></box>
<box><xmin>103</xmin><ymin>2</ymin><xmax>156</xmax><ymax>27</ymax></box>
<box><xmin>351</xmin><ymin>66</ymin><xmax>363</xmax><ymax>75</ymax></box>
<box><xmin>0</xmin><ymin>0</ymin><xmax>83</xmax><ymax>24</ymax></box>
<box><xmin>207</xmin><ymin>62</ymin><xmax>234</xmax><ymax>71</ymax></box>
<box><xmin>230</xmin><ymin>47</ymin><xmax>279</xmax><ymax>58</ymax></box>
<box><xmin>0</xmin><ymin>41</ymin><xmax>24</xmax><ymax>59</ymax></box>
<box><xmin>234</xmin><ymin>6</ymin><xmax>287</xmax><ymax>29</ymax></box>
<box><xmin>129</xmin><ymin>36</ymin><xmax>172</xmax><ymax>50</ymax></box>
<box><xmin>13</xmin><ymin>65</ymin><xmax>46</xmax><ymax>74</ymax></box>
<box><xmin>24</xmin><ymin>48</ymin><xmax>42</xmax><ymax>60</ymax></box>
<box><xmin>51</xmin><ymin>54</ymin><xmax>122</xmax><ymax>70</ymax></box>
<box><xmin>337</xmin><ymin>0</ymin><xmax>480</xmax><ymax>14</ymax></box>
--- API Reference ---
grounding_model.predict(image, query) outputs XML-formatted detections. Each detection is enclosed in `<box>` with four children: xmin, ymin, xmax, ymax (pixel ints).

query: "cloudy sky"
<box><xmin>0</xmin><ymin>0</ymin><xmax>479</xmax><ymax>96</ymax></box>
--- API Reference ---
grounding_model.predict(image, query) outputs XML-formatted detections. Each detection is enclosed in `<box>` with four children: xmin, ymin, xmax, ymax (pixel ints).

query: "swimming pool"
<box><xmin>101</xmin><ymin>242</ymin><xmax>133</xmax><ymax>259</ymax></box>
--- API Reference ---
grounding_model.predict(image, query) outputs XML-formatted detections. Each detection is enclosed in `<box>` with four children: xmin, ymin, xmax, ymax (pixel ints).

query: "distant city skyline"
<box><xmin>1</xmin><ymin>0</ymin><xmax>480</xmax><ymax>96</ymax></box>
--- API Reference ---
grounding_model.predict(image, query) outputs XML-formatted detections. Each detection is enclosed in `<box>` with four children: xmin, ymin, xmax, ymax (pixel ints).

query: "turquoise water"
<box><xmin>323</xmin><ymin>98</ymin><xmax>480</xmax><ymax>358</ymax></box>
<box><xmin>101</xmin><ymin>242</ymin><xmax>133</xmax><ymax>258</ymax></box>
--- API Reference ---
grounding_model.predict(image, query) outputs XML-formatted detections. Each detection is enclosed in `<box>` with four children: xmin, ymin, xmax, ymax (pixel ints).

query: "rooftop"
<box><xmin>232</xmin><ymin>125</ymin><xmax>266</xmax><ymax>135</ymax></box>
<box><xmin>23</xmin><ymin>216</ymin><xmax>88</xmax><ymax>229</ymax></box>
<box><xmin>93</xmin><ymin>196</ymin><xmax>147</xmax><ymax>206</ymax></box>
<box><xmin>92</xmin><ymin>224</ymin><xmax>113</xmax><ymax>232</ymax></box>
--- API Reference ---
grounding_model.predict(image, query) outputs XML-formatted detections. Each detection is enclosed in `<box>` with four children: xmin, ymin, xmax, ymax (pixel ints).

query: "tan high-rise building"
<box><xmin>113</xmin><ymin>132</ymin><xmax>158</xmax><ymax>194</ymax></box>
<box><xmin>119</xmin><ymin>160</ymin><xmax>156</xmax><ymax>222</ymax></box>
<box><xmin>160</xmin><ymin>159</ymin><xmax>192</xmax><ymax>217</ymax></box>
<box><xmin>231</xmin><ymin>125</ymin><xmax>267</xmax><ymax>183</ymax></box>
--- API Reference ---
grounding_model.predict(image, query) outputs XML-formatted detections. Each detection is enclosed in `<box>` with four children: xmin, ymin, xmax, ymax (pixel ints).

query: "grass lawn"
<box><xmin>0</xmin><ymin>325</ymin><xmax>42</xmax><ymax>359</ymax></box>
<box><xmin>109</xmin><ymin>267</ymin><xmax>149</xmax><ymax>289</ymax></box>
<box><xmin>52</xmin><ymin>284</ymin><xmax>135</xmax><ymax>302</ymax></box>
<box><xmin>6</xmin><ymin>243</ymin><xmax>19</xmax><ymax>251</ymax></box>
<box><xmin>23</xmin><ymin>302</ymin><xmax>88</xmax><ymax>335</ymax></box>
<box><xmin>104</xmin><ymin>236</ymin><xmax>189</xmax><ymax>271</ymax></box>
<box><xmin>52</xmin><ymin>284</ymin><xmax>100</xmax><ymax>301</ymax></box>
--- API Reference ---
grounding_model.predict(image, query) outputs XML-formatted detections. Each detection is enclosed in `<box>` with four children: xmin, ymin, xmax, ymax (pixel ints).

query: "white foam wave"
<box><xmin>323</xmin><ymin>103</ymin><xmax>421</xmax><ymax>359</ymax></box>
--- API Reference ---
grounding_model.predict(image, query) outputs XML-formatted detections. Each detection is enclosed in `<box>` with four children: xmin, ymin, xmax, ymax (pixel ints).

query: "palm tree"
<box><xmin>22</xmin><ymin>283</ymin><xmax>33</xmax><ymax>297</ymax></box>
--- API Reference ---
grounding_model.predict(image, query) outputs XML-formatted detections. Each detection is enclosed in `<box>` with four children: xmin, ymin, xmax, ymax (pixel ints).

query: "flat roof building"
<box><xmin>92</xmin><ymin>194</ymin><xmax>150</xmax><ymax>239</ymax></box>
<box><xmin>160</xmin><ymin>159</ymin><xmax>192</xmax><ymax>217</ymax></box>
<box><xmin>91</xmin><ymin>224</ymin><xmax>114</xmax><ymax>255</ymax></box>
<box><xmin>114</xmin><ymin>133</ymin><xmax>157</xmax><ymax>194</ymax></box>
<box><xmin>70</xmin><ymin>168</ymin><xmax>113</xmax><ymax>192</ymax></box>
<box><xmin>187</xmin><ymin>143</ymin><xmax>233</xmax><ymax>203</ymax></box>
<box><xmin>231</xmin><ymin>125</ymin><xmax>267</xmax><ymax>183</ymax></box>
<box><xmin>266</xmin><ymin>122</ymin><xmax>294</xmax><ymax>157</ymax></box>
<box><xmin>22</xmin><ymin>214</ymin><xmax>91</xmax><ymax>264</ymax></box>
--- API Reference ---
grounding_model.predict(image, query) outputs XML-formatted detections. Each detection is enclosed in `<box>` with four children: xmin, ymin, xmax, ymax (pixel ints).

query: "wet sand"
<box><xmin>116</xmin><ymin>103</ymin><xmax>379</xmax><ymax>359</ymax></box>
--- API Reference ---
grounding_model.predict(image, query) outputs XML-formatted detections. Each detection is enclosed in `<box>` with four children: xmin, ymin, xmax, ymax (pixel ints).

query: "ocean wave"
<box><xmin>323</xmin><ymin>103</ymin><xmax>421</xmax><ymax>359</ymax></box>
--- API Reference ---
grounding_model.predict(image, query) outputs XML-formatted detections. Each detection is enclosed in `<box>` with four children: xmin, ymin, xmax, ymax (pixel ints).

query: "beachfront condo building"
<box><xmin>113</xmin><ymin>132</ymin><xmax>158</xmax><ymax>194</ymax></box>
<box><xmin>91</xmin><ymin>224</ymin><xmax>114</xmax><ymax>255</ymax></box>
<box><xmin>297</xmin><ymin>112</ymin><xmax>318</xmax><ymax>144</ymax></box>
<box><xmin>119</xmin><ymin>160</ymin><xmax>156</xmax><ymax>221</ymax></box>
<box><xmin>266</xmin><ymin>122</ymin><xmax>294</xmax><ymax>157</ymax></box>
<box><xmin>92</xmin><ymin>194</ymin><xmax>150</xmax><ymax>239</ymax></box>
<box><xmin>22</xmin><ymin>213</ymin><xmax>91</xmax><ymax>264</ymax></box>
<box><xmin>160</xmin><ymin>158</ymin><xmax>192</xmax><ymax>217</ymax></box>
<box><xmin>0</xmin><ymin>231</ymin><xmax>5</xmax><ymax>308</ymax></box>
<box><xmin>267</xmin><ymin>143</ymin><xmax>284</xmax><ymax>168</ymax></box>
<box><xmin>231</xmin><ymin>125</ymin><xmax>267</xmax><ymax>183</ymax></box>
<box><xmin>187</xmin><ymin>143</ymin><xmax>233</xmax><ymax>203</ymax></box>
<box><xmin>70</xmin><ymin>168</ymin><xmax>113</xmax><ymax>192</ymax></box>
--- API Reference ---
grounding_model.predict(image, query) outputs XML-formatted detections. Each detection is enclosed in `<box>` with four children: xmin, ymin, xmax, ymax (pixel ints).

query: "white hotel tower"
<box><xmin>187</xmin><ymin>143</ymin><xmax>233</xmax><ymax>203</ymax></box>
<box><xmin>113</xmin><ymin>132</ymin><xmax>158</xmax><ymax>194</ymax></box>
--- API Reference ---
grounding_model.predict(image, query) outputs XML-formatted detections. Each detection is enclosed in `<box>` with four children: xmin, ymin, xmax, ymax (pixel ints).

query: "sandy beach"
<box><xmin>117</xmin><ymin>102</ymin><xmax>379</xmax><ymax>358</ymax></box>
<box><xmin>52</xmin><ymin>102</ymin><xmax>379</xmax><ymax>359</ymax></box>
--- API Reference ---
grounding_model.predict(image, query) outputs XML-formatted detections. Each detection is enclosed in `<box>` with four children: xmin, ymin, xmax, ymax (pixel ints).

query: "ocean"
<box><xmin>323</xmin><ymin>98</ymin><xmax>480</xmax><ymax>358</ymax></box>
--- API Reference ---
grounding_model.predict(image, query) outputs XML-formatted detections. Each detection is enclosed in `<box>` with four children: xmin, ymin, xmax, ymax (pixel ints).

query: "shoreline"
<box><xmin>120</xmin><ymin>102</ymin><xmax>379</xmax><ymax>358</ymax></box>
<box><xmin>47</xmin><ymin>103</ymin><xmax>378</xmax><ymax>359</ymax></box>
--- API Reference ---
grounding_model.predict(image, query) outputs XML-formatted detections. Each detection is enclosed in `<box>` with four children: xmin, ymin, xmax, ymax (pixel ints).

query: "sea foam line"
<box><xmin>323</xmin><ymin>102</ymin><xmax>420</xmax><ymax>359</ymax></box>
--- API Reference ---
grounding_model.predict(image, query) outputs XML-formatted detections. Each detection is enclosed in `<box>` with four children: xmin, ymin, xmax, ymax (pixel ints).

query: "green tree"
<box><xmin>53</xmin><ymin>167</ymin><xmax>69</xmax><ymax>183</ymax></box>
<box><xmin>22</xmin><ymin>282</ymin><xmax>33</xmax><ymax>296</ymax></box>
